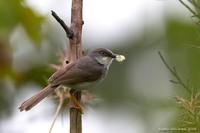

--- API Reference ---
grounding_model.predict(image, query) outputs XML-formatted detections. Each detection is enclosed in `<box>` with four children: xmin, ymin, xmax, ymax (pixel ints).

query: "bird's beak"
<box><xmin>113</xmin><ymin>54</ymin><xmax>126</xmax><ymax>62</ymax></box>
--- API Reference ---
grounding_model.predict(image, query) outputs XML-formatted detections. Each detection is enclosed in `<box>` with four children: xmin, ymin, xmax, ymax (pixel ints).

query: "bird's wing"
<box><xmin>48</xmin><ymin>62</ymin><xmax>75</xmax><ymax>85</ymax></box>
<box><xmin>49</xmin><ymin>56</ymin><xmax>104</xmax><ymax>86</ymax></box>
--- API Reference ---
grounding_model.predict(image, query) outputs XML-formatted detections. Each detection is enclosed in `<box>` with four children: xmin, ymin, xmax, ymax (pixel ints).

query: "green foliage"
<box><xmin>179</xmin><ymin>0</ymin><xmax>200</xmax><ymax>24</ymax></box>
<box><xmin>164</xmin><ymin>15</ymin><xmax>200</xmax><ymax>132</ymax></box>
<box><xmin>0</xmin><ymin>0</ymin><xmax>46</xmax><ymax>84</ymax></box>
<box><xmin>15</xmin><ymin>65</ymin><xmax>53</xmax><ymax>87</ymax></box>
<box><xmin>176</xmin><ymin>94</ymin><xmax>200</xmax><ymax>130</ymax></box>
<box><xmin>159</xmin><ymin>50</ymin><xmax>200</xmax><ymax>132</ymax></box>
<box><xmin>166</xmin><ymin>19</ymin><xmax>200</xmax><ymax>88</ymax></box>
<box><xmin>0</xmin><ymin>0</ymin><xmax>45</xmax><ymax>117</ymax></box>
<box><xmin>0</xmin><ymin>0</ymin><xmax>44</xmax><ymax>43</ymax></box>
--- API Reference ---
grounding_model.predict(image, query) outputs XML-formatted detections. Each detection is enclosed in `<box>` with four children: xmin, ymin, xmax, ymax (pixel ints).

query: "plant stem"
<box><xmin>179</xmin><ymin>0</ymin><xmax>198</xmax><ymax>18</ymax></box>
<box><xmin>69</xmin><ymin>0</ymin><xmax>83</xmax><ymax>133</ymax></box>
<box><xmin>158</xmin><ymin>51</ymin><xmax>191</xmax><ymax>94</ymax></box>
<box><xmin>70</xmin><ymin>91</ymin><xmax>82</xmax><ymax>133</ymax></box>
<box><xmin>51</xmin><ymin>0</ymin><xmax>84</xmax><ymax>132</ymax></box>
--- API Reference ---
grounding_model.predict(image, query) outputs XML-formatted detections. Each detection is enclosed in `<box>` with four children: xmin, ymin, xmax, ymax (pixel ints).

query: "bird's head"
<box><xmin>89</xmin><ymin>48</ymin><xmax>125</xmax><ymax>66</ymax></box>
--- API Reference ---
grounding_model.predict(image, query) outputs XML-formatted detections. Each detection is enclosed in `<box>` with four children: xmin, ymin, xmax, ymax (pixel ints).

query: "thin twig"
<box><xmin>188</xmin><ymin>0</ymin><xmax>200</xmax><ymax>9</ymax></box>
<box><xmin>158</xmin><ymin>51</ymin><xmax>191</xmax><ymax>94</ymax></box>
<box><xmin>49</xmin><ymin>91</ymin><xmax>64</xmax><ymax>133</ymax></box>
<box><xmin>179</xmin><ymin>0</ymin><xmax>199</xmax><ymax>18</ymax></box>
<box><xmin>51</xmin><ymin>10</ymin><xmax>74</xmax><ymax>39</ymax></box>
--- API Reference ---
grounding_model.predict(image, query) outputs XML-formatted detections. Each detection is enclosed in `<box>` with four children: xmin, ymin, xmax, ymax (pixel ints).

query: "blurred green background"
<box><xmin>0</xmin><ymin>0</ymin><xmax>200</xmax><ymax>133</ymax></box>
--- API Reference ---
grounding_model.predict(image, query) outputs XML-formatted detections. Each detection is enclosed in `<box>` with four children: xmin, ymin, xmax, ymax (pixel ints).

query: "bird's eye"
<box><xmin>100</xmin><ymin>51</ymin><xmax>106</xmax><ymax>55</ymax></box>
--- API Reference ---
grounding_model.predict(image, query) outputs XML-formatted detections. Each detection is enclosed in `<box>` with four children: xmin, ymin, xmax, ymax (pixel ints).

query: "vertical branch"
<box><xmin>70</xmin><ymin>91</ymin><xmax>82</xmax><ymax>133</ymax></box>
<box><xmin>51</xmin><ymin>0</ymin><xmax>83</xmax><ymax>132</ymax></box>
<box><xmin>69</xmin><ymin>0</ymin><xmax>83</xmax><ymax>133</ymax></box>
<box><xmin>69</xmin><ymin>0</ymin><xmax>83</xmax><ymax>62</ymax></box>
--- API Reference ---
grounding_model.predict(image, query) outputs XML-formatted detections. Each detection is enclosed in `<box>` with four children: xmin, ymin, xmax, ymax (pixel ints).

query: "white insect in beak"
<box><xmin>115</xmin><ymin>54</ymin><xmax>126</xmax><ymax>62</ymax></box>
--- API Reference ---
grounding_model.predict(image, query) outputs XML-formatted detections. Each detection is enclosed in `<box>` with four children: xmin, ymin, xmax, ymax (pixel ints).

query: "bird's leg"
<box><xmin>70</xmin><ymin>90</ymin><xmax>83</xmax><ymax>114</ymax></box>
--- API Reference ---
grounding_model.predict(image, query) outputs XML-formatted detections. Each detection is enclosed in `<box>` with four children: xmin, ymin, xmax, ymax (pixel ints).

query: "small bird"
<box><xmin>19</xmin><ymin>48</ymin><xmax>125</xmax><ymax>112</ymax></box>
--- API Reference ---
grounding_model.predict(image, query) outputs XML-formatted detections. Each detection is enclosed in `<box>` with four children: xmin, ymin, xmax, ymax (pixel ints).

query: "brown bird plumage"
<box><xmin>19</xmin><ymin>48</ymin><xmax>117</xmax><ymax>111</ymax></box>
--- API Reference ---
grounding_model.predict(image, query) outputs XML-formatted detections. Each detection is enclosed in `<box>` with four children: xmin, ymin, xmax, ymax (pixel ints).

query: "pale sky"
<box><xmin>25</xmin><ymin>0</ymin><xmax>167</xmax><ymax>47</ymax></box>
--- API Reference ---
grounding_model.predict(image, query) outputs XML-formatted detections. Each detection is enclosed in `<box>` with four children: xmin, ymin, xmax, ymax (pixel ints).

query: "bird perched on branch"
<box><xmin>19</xmin><ymin>48</ymin><xmax>125</xmax><ymax>112</ymax></box>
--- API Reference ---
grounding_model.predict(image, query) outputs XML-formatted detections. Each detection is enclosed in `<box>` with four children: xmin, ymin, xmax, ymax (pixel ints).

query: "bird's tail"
<box><xmin>19</xmin><ymin>84</ymin><xmax>58</xmax><ymax>111</ymax></box>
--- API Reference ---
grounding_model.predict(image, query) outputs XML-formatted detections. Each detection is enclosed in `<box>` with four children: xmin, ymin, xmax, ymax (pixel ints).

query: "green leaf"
<box><xmin>0</xmin><ymin>0</ymin><xmax>44</xmax><ymax>44</ymax></box>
